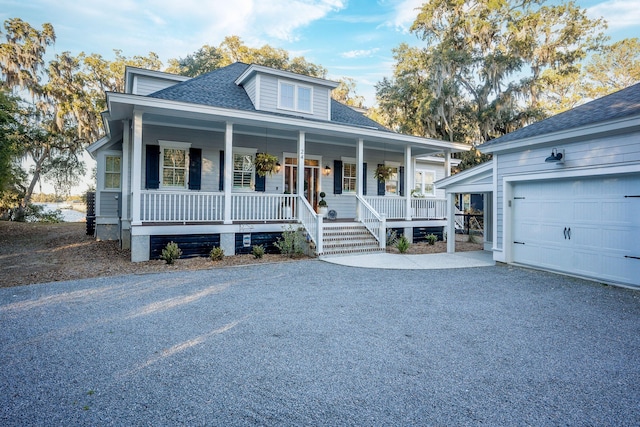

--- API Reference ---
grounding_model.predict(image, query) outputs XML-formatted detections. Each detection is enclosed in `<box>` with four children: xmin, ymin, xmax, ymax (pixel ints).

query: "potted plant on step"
<box><xmin>254</xmin><ymin>153</ymin><xmax>279</xmax><ymax>176</ymax></box>
<box><xmin>317</xmin><ymin>192</ymin><xmax>328</xmax><ymax>216</ymax></box>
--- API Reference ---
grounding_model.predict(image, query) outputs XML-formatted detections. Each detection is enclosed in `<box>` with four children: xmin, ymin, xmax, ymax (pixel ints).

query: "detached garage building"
<box><xmin>479</xmin><ymin>83</ymin><xmax>640</xmax><ymax>288</ymax></box>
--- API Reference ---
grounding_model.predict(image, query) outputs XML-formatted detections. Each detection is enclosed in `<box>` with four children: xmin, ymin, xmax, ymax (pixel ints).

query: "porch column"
<box><xmin>297</xmin><ymin>131</ymin><xmax>305</xmax><ymax>212</ymax></box>
<box><xmin>224</xmin><ymin>122</ymin><xmax>233</xmax><ymax>224</ymax></box>
<box><xmin>356</xmin><ymin>138</ymin><xmax>364</xmax><ymax>220</ymax></box>
<box><xmin>404</xmin><ymin>145</ymin><xmax>412</xmax><ymax>221</ymax></box>
<box><xmin>121</xmin><ymin>119</ymin><xmax>130</xmax><ymax>223</ymax></box>
<box><xmin>446</xmin><ymin>191</ymin><xmax>456</xmax><ymax>253</ymax></box>
<box><xmin>131</xmin><ymin>110</ymin><xmax>143</xmax><ymax>226</ymax></box>
<box><xmin>444</xmin><ymin>151</ymin><xmax>451</xmax><ymax>177</ymax></box>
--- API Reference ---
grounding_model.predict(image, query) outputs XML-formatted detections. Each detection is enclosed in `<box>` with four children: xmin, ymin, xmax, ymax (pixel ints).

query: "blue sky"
<box><xmin>1</xmin><ymin>0</ymin><xmax>638</xmax><ymax>108</ymax></box>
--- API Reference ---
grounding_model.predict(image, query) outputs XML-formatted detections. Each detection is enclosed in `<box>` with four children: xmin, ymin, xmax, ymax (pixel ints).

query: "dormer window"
<box><xmin>278</xmin><ymin>81</ymin><xmax>312</xmax><ymax>113</ymax></box>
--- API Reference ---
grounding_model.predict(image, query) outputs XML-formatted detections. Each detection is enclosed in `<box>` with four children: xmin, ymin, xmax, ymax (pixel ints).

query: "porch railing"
<box><xmin>411</xmin><ymin>198</ymin><xmax>447</xmax><ymax>219</ymax></box>
<box><xmin>356</xmin><ymin>195</ymin><xmax>385</xmax><ymax>249</ymax></box>
<box><xmin>231</xmin><ymin>193</ymin><xmax>297</xmax><ymax>222</ymax></box>
<box><xmin>140</xmin><ymin>191</ymin><xmax>224</xmax><ymax>222</ymax></box>
<box><xmin>364</xmin><ymin>196</ymin><xmax>405</xmax><ymax>219</ymax></box>
<box><xmin>364</xmin><ymin>196</ymin><xmax>446</xmax><ymax>220</ymax></box>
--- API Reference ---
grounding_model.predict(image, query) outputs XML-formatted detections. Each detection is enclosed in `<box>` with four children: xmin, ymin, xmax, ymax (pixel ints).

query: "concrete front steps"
<box><xmin>320</xmin><ymin>221</ymin><xmax>384</xmax><ymax>257</ymax></box>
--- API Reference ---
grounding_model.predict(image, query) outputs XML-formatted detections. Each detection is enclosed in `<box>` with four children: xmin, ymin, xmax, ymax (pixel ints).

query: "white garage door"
<box><xmin>512</xmin><ymin>174</ymin><xmax>640</xmax><ymax>287</ymax></box>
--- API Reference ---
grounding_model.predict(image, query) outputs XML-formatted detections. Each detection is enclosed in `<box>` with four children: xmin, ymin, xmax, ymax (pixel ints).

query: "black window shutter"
<box><xmin>377</xmin><ymin>164</ymin><xmax>385</xmax><ymax>196</ymax></box>
<box><xmin>255</xmin><ymin>171</ymin><xmax>266</xmax><ymax>192</ymax></box>
<box><xmin>399</xmin><ymin>166</ymin><xmax>405</xmax><ymax>196</ymax></box>
<box><xmin>145</xmin><ymin>145</ymin><xmax>160</xmax><ymax>189</ymax></box>
<box><xmin>219</xmin><ymin>150</ymin><xmax>224</xmax><ymax>191</ymax></box>
<box><xmin>188</xmin><ymin>148</ymin><xmax>202</xmax><ymax>190</ymax></box>
<box><xmin>333</xmin><ymin>160</ymin><xmax>343</xmax><ymax>195</ymax></box>
<box><xmin>362</xmin><ymin>163</ymin><xmax>367</xmax><ymax>196</ymax></box>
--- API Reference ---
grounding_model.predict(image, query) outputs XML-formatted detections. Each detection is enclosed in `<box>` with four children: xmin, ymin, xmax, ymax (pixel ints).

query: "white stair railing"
<box><xmin>298</xmin><ymin>196</ymin><xmax>322</xmax><ymax>254</ymax></box>
<box><xmin>356</xmin><ymin>195</ymin><xmax>386</xmax><ymax>250</ymax></box>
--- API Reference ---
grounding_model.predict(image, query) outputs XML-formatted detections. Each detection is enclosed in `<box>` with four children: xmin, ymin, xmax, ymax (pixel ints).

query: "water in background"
<box><xmin>38</xmin><ymin>203</ymin><xmax>86</xmax><ymax>222</ymax></box>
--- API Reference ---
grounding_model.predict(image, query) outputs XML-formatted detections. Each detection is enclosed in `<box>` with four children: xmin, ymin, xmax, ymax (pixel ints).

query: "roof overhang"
<box><xmin>435</xmin><ymin>161</ymin><xmax>493</xmax><ymax>194</ymax></box>
<box><xmin>480</xmin><ymin>115</ymin><xmax>640</xmax><ymax>155</ymax></box>
<box><xmin>105</xmin><ymin>92</ymin><xmax>471</xmax><ymax>157</ymax></box>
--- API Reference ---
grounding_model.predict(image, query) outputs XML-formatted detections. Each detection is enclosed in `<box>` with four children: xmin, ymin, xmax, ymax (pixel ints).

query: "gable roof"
<box><xmin>148</xmin><ymin>62</ymin><xmax>389</xmax><ymax>131</ymax></box>
<box><xmin>482</xmin><ymin>83</ymin><xmax>640</xmax><ymax>148</ymax></box>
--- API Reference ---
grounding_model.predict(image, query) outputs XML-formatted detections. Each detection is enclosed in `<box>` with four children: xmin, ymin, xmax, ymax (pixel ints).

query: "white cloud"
<box><xmin>382</xmin><ymin>0</ymin><xmax>424</xmax><ymax>32</ymax></box>
<box><xmin>587</xmin><ymin>0</ymin><xmax>640</xmax><ymax>30</ymax></box>
<box><xmin>341</xmin><ymin>48</ymin><xmax>380</xmax><ymax>58</ymax></box>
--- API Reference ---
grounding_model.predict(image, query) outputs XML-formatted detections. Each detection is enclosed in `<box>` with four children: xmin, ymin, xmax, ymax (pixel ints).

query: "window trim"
<box><xmin>232</xmin><ymin>147</ymin><xmax>257</xmax><ymax>192</ymax></box>
<box><xmin>158</xmin><ymin>140</ymin><xmax>191</xmax><ymax>190</ymax></box>
<box><xmin>277</xmin><ymin>79</ymin><xmax>314</xmax><ymax>114</ymax></box>
<box><xmin>341</xmin><ymin>157</ymin><xmax>357</xmax><ymax>194</ymax></box>
<box><xmin>385</xmin><ymin>161</ymin><xmax>400</xmax><ymax>196</ymax></box>
<box><xmin>100</xmin><ymin>151</ymin><xmax>122</xmax><ymax>192</ymax></box>
<box><xmin>414</xmin><ymin>168</ymin><xmax>437</xmax><ymax>197</ymax></box>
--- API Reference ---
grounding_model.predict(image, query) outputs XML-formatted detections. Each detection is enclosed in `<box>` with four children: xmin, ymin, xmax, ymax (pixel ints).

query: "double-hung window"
<box><xmin>279</xmin><ymin>81</ymin><xmax>312</xmax><ymax>113</ymax></box>
<box><xmin>233</xmin><ymin>148</ymin><xmax>256</xmax><ymax>191</ymax></box>
<box><xmin>159</xmin><ymin>141</ymin><xmax>190</xmax><ymax>189</ymax></box>
<box><xmin>342</xmin><ymin>158</ymin><xmax>357</xmax><ymax>193</ymax></box>
<box><xmin>104</xmin><ymin>154</ymin><xmax>121</xmax><ymax>189</ymax></box>
<box><xmin>414</xmin><ymin>169</ymin><xmax>436</xmax><ymax>197</ymax></box>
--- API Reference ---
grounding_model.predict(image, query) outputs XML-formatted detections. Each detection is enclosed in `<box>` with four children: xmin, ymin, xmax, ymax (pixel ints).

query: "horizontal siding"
<box><xmin>98</xmin><ymin>191</ymin><xmax>120</xmax><ymax>217</ymax></box>
<box><xmin>235</xmin><ymin>232</ymin><xmax>282</xmax><ymax>255</ymax></box>
<box><xmin>150</xmin><ymin>234</ymin><xmax>221</xmax><ymax>259</ymax></box>
<box><xmin>133</xmin><ymin>76</ymin><xmax>179</xmax><ymax>95</ymax></box>
<box><xmin>495</xmin><ymin>130</ymin><xmax>640</xmax><ymax>249</ymax></box>
<box><xmin>244</xmin><ymin>77</ymin><xmax>257</xmax><ymax>107</ymax></box>
<box><xmin>258</xmin><ymin>74</ymin><xmax>330</xmax><ymax>121</ymax></box>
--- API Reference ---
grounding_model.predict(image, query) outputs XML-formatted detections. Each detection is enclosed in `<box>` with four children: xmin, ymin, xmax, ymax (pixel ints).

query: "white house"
<box><xmin>439</xmin><ymin>83</ymin><xmax>640</xmax><ymax>288</ymax></box>
<box><xmin>86</xmin><ymin>63</ymin><xmax>470</xmax><ymax>261</ymax></box>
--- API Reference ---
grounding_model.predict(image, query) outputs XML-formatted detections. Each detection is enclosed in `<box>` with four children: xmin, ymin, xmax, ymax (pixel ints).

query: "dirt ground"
<box><xmin>0</xmin><ymin>221</ymin><xmax>482</xmax><ymax>288</ymax></box>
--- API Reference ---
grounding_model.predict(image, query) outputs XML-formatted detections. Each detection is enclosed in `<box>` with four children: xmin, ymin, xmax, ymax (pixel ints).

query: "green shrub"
<box><xmin>275</xmin><ymin>225</ymin><xmax>306</xmax><ymax>257</ymax></box>
<box><xmin>252</xmin><ymin>244</ymin><xmax>265</xmax><ymax>259</ymax></box>
<box><xmin>426</xmin><ymin>233</ymin><xmax>438</xmax><ymax>245</ymax></box>
<box><xmin>161</xmin><ymin>241</ymin><xmax>182</xmax><ymax>264</ymax></box>
<box><xmin>396</xmin><ymin>234</ymin><xmax>410</xmax><ymax>253</ymax></box>
<box><xmin>210</xmin><ymin>246</ymin><xmax>224</xmax><ymax>261</ymax></box>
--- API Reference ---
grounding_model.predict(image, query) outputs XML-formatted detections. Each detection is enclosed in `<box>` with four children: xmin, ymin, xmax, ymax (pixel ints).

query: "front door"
<box><xmin>284</xmin><ymin>157</ymin><xmax>320</xmax><ymax>210</ymax></box>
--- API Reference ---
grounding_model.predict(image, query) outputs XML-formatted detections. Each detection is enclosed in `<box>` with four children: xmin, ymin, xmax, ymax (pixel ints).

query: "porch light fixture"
<box><xmin>545</xmin><ymin>148</ymin><xmax>564</xmax><ymax>164</ymax></box>
<box><xmin>324</xmin><ymin>165</ymin><xmax>331</xmax><ymax>175</ymax></box>
<box><xmin>275</xmin><ymin>162</ymin><xmax>281</xmax><ymax>173</ymax></box>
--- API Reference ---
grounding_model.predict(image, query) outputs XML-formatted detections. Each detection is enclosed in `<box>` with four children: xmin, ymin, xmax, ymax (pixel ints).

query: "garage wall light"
<box><xmin>545</xmin><ymin>148</ymin><xmax>565</xmax><ymax>164</ymax></box>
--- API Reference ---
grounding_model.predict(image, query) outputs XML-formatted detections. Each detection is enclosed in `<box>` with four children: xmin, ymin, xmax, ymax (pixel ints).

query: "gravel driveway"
<box><xmin>1</xmin><ymin>261</ymin><xmax>639</xmax><ymax>426</ymax></box>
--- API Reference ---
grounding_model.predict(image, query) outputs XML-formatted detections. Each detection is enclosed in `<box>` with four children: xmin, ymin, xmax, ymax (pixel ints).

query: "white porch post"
<box><xmin>131</xmin><ymin>111</ymin><xmax>143</xmax><ymax>226</ymax></box>
<box><xmin>224</xmin><ymin>122</ymin><xmax>233</xmax><ymax>224</ymax></box>
<box><xmin>297</xmin><ymin>131</ymin><xmax>305</xmax><ymax>211</ymax></box>
<box><xmin>444</xmin><ymin>150</ymin><xmax>451</xmax><ymax>177</ymax></box>
<box><xmin>446</xmin><ymin>191</ymin><xmax>456</xmax><ymax>253</ymax></box>
<box><xmin>404</xmin><ymin>145</ymin><xmax>412</xmax><ymax>221</ymax></box>
<box><xmin>121</xmin><ymin>119</ymin><xmax>130</xmax><ymax>223</ymax></box>
<box><xmin>356</xmin><ymin>138</ymin><xmax>364</xmax><ymax>220</ymax></box>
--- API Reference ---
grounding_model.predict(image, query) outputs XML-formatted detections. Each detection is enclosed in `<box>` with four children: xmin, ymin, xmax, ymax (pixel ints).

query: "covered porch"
<box><xmin>102</xmin><ymin>96</ymin><xmax>468</xmax><ymax>260</ymax></box>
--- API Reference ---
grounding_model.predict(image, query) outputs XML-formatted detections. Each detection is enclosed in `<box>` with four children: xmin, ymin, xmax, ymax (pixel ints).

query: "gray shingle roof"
<box><xmin>483</xmin><ymin>82</ymin><xmax>640</xmax><ymax>146</ymax></box>
<box><xmin>148</xmin><ymin>62</ymin><xmax>389</xmax><ymax>131</ymax></box>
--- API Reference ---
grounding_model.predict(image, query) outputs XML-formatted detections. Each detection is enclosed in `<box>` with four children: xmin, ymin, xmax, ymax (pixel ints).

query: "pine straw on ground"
<box><xmin>0</xmin><ymin>221</ymin><xmax>482</xmax><ymax>288</ymax></box>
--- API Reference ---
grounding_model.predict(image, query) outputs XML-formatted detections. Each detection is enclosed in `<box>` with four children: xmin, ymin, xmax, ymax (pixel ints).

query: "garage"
<box><xmin>511</xmin><ymin>174</ymin><xmax>640</xmax><ymax>287</ymax></box>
